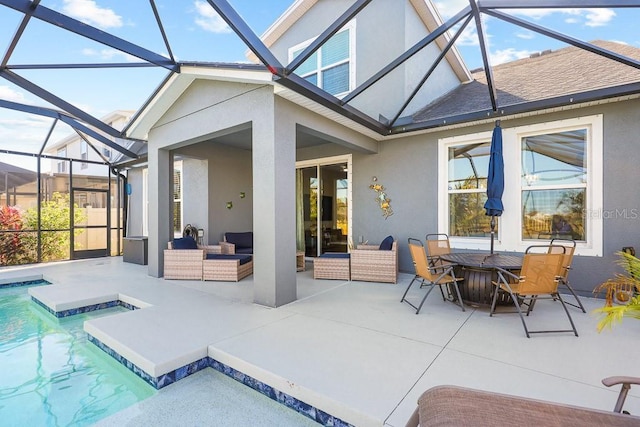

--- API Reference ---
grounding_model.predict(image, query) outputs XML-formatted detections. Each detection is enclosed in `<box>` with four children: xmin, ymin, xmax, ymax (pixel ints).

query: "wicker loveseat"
<box><xmin>350</xmin><ymin>236</ymin><xmax>398</xmax><ymax>283</ymax></box>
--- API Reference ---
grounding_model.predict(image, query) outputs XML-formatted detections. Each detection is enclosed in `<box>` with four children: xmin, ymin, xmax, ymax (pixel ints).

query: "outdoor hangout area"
<box><xmin>1</xmin><ymin>257</ymin><xmax>639</xmax><ymax>426</ymax></box>
<box><xmin>3</xmin><ymin>0</ymin><xmax>640</xmax><ymax>425</ymax></box>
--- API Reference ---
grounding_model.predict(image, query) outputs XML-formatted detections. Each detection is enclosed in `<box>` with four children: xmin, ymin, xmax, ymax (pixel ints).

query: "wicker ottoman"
<box><xmin>313</xmin><ymin>253</ymin><xmax>350</xmax><ymax>280</ymax></box>
<box><xmin>203</xmin><ymin>254</ymin><xmax>253</xmax><ymax>282</ymax></box>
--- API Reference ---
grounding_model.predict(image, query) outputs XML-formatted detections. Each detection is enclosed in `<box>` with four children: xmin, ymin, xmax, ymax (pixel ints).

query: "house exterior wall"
<box><xmin>126</xmin><ymin>167</ymin><xmax>145</xmax><ymax>237</ymax></box>
<box><xmin>144</xmin><ymin>78</ymin><xmax>298</xmax><ymax>306</ymax></box>
<box><xmin>175</xmin><ymin>143</ymin><xmax>252</xmax><ymax>245</ymax></box>
<box><xmin>267</xmin><ymin>0</ymin><xmax>461</xmax><ymax>120</ymax></box>
<box><xmin>347</xmin><ymin>98</ymin><xmax>640</xmax><ymax>296</ymax></box>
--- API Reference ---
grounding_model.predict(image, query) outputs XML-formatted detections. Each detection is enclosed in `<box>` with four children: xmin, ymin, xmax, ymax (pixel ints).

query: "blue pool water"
<box><xmin>0</xmin><ymin>284</ymin><xmax>156</xmax><ymax>426</ymax></box>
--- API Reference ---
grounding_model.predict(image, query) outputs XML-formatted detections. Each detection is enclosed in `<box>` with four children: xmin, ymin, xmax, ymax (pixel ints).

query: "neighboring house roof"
<box><xmin>247</xmin><ymin>0</ymin><xmax>471</xmax><ymax>83</ymax></box>
<box><xmin>0</xmin><ymin>161</ymin><xmax>37</xmax><ymax>191</ymax></box>
<box><xmin>47</xmin><ymin>110</ymin><xmax>136</xmax><ymax>152</ymax></box>
<box><xmin>412</xmin><ymin>40</ymin><xmax>640</xmax><ymax>125</ymax></box>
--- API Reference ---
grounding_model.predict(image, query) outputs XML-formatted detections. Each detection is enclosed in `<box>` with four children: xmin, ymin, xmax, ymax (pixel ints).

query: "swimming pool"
<box><xmin>0</xmin><ymin>284</ymin><xmax>156</xmax><ymax>426</ymax></box>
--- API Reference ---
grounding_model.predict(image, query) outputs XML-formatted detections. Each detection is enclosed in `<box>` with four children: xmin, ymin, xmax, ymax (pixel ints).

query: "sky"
<box><xmin>1</xmin><ymin>0</ymin><xmax>639</xmax><ymax>169</ymax></box>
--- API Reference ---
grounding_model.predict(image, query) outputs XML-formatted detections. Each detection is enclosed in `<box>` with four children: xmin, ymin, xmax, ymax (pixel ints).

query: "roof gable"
<box><xmin>246</xmin><ymin>0</ymin><xmax>469</xmax><ymax>82</ymax></box>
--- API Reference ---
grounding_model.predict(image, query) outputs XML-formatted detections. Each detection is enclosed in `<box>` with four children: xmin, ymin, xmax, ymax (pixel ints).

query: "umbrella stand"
<box><xmin>490</xmin><ymin>215</ymin><xmax>496</xmax><ymax>254</ymax></box>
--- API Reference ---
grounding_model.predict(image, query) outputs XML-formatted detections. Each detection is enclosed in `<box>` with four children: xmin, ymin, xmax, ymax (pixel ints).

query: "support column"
<box><xmin>148</xmin><ymin>147</ymin><xmax>173</xmax><ymax>277</ymax></box>
<box><xmin>252</xmin><ymin>104</ymin><xmax>297</xmax><ymax>307</ymax></box>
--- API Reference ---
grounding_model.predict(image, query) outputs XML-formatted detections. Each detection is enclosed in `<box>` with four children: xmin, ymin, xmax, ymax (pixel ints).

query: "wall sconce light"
<box><xmin>239</xmin><ymin>192</ymin><xmax>245</xmax><ymax>199</ymax></box>
<box><xmin>226</xmin><ymin>201</ymin><xmax>233</xmax><ymax>209</ymax></box>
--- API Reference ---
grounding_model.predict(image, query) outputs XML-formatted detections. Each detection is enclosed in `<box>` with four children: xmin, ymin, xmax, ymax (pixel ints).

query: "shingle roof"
<box><xmin>412</xmin><ymin>40</ymin><xmax>640</xmax><ymax>124</ymax></box>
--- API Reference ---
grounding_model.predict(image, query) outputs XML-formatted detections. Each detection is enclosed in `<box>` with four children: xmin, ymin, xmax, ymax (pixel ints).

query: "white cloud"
<box><xmin>513</xmin><ymin>8</ymin><xmax>615</xmax><ymax>27</ymax></box>
<box><xmin>62</xmin><ymin>0</ymin><xmax>122</xmax><ymax>29</ymax></box>
<box><xmin>0</xmin><ymin>116</ymin><xmax>63</xmax><ymax>155</ymax></box>
<box><xmin>490</xmin><ymin>48</ymin><xmax>535</xmax><ymax>65</ymax></box>
<box><xmin>516</xmin><ymin>31</ymin><xmax>534</xmax><ymax>40</ymax></box>
<box><xmin>434</xmin><ymin>0</ymin><xmax>468</xmax><ymax>20</ymax></box>
<box><xmin>0</xmin><ymin>86</ymin><xmax>25</xmax><ymax>103</ymax></box>
<box><xmin>584</xmin><ymin>8</ymin><xmax>616</xmax><ymax>27</ymax></box>
<box><xmin>81</xmin><ymin>48</ymin><xmax>140</xmax><ymax>62</ymax></box>
<box><xmin>193</xmin><ymin>1</ymin><xmax>231</xmax><ymax>34</ymax></box>
<box><xmin>609</xmin><ymin>39</ymin><xmax>629</xmax><ymax>45</ymax></box>
<box><xmin>456</xmin><ymin>24</ymin><xmax>479</xmax><ymax>46</ymax></box>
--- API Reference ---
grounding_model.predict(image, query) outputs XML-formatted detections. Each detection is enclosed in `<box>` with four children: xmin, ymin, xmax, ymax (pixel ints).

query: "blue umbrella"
<box><xmin>484</xmin><ymin>121</ymin><xmax>504</xmax><ymax>254</ymax></box>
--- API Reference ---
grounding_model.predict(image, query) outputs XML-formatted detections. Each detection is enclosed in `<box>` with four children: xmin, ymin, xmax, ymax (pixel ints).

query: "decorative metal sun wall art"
<box><xmin>369</xmin><ymin>176</ymin><xmax>393</xmax><ymax>219</ymax></box>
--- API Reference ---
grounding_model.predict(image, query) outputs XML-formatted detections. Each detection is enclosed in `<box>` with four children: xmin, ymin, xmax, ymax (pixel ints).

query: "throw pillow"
<box><xmin>173</xmin><ymin>236</ymin><xmax>197</xmax><ymax>249</ymax></box>
<box><xmin>379</xmin><ymin>235</ymin><xmax>394</xmax><ymax>251</ymax></box>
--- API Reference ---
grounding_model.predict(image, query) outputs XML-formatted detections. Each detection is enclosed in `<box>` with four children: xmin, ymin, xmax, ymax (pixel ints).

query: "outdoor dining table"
<box><xmin>439</xmin><ymin>252</ymin><xmax>524</xmax><ymax>306</ymax></box>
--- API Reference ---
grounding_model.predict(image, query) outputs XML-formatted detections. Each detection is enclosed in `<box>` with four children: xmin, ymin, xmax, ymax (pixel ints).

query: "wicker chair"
<box><xmin>164</xmin><ymin>239</ymin><xmax>225</xmax><ymax>280</ymax></box>
<box><xmin>350</xmin><ymin>239</ymin><xmax>398</xmax><ymax>284</ymax></box>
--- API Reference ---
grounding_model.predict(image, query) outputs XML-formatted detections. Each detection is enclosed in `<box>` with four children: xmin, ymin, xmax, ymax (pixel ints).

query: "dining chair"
<box><xmin>425</xmin><ymin>233</ymin><xmax>451</xmax><ymax>274</ymax></box>
<box><xmin>490</xmin><ymin>244</ymin><xmax>579</xmax><ymax>338</ymax></box>
<box><xmin>401</xmin><ymin>238</ymin><xmax>465</xmax><ymax>314</ymax></box>
<box><xmin>549</xmin><ymin>238</ymin><xmax>586</xmax><ymax>312</ymax></box>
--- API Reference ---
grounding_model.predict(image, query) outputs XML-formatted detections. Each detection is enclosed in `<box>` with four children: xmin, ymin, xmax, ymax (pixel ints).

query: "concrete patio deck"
<box><xmin>2</xmin><ymin>256</ymin><xmax>639</xmax><ymax>426</ymax></box>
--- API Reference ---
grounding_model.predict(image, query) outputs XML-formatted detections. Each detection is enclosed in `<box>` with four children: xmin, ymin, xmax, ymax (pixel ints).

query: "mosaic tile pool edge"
<box><xmin>31</xmin><ymin>297</ymin><xmax>138</xmax><ymax>318</ymax></box>
<box><xmin>29</xmin><ymin>293</ymin><xmax>353</xmax><ymax>426</ymax></box>
<box><xmin>0</xmin><ymin>279</ymin><xmax>50</xmax><ymax>289</ymax></box>
<box><xmin>86</xmin><ymin>332</ymin><xmax>352</xmax><ymax>427</ymax></box>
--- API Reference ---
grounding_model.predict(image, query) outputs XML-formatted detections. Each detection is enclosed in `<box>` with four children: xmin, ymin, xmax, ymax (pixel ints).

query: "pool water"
<box><xmin>0</xmin><ymin>285</ymin><xmax>156</xmax><ymax>427</ymax></box>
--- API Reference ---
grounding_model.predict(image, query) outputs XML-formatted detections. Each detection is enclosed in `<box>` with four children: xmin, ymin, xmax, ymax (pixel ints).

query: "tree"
<box><xmin>22</xmin><ymin>192</ymin><xmax>86</xmax><ymax>262</ymax></box>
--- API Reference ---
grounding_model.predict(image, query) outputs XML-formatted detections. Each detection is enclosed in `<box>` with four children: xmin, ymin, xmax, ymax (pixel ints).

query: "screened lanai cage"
<box><xmin>1</xmin><ymin>0</ymin><xmax>640</xmax><ymax>266</ymax></box>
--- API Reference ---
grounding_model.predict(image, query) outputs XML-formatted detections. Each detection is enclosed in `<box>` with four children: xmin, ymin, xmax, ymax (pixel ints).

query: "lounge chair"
<box><xmin>406</xmin><ymin>378</ymin><xmax>640</xmax><ymax>426</ymax></box>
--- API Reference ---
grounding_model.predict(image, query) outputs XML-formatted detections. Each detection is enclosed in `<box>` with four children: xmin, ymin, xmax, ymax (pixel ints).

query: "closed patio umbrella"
<box><xmin>484</xmin><ymin>121</ymin><xmax>504</xmax><ymax>254</ymax></box>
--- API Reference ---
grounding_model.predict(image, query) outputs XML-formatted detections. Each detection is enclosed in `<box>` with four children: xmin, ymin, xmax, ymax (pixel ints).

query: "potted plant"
<box><xmin>593</xmin><ymin>250</ymin><xmax>640</xmax><ymax>331</ymax></box>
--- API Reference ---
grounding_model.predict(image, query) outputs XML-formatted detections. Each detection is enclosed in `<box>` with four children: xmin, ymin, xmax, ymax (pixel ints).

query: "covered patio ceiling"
<box><xmin>1</xmin><ymin>0</ymin><xmax>639</xmax><ymax>165</ymax></box>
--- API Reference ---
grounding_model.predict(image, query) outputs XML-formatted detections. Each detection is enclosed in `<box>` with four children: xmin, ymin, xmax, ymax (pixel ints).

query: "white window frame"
<box><xmin>173</xmin><ymin>160</ymin><xmax>183</xmax><ymax>238</ymax></box>
<box><xmin>296</xmin><ymin>154</ymin><xmax>353</xmax><ymax>249</ymax></box>
<box><xmin>57</xmin><ymin>146</ymin><xmax>67</xmax><ymax>173</ymax></box>
<box><xmin>288</xmin><ymin>20</ymin><xmax>356</xmax><ymax>98</ymax></box>
<box><xmin>438</xmin><ymin>114</ymin><xmax>603</xmax><ymax>256</ymax></box>
<box><xmin>80</xmin><ymin>140</ymin><xmax>88</xmax><ymax>169</ymax></box>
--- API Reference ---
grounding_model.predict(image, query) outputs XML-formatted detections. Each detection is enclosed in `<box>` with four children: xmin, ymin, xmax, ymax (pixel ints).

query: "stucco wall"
<box><xmin>267</xmin><ymin>0</ymin><xmax>461</xmax><ymax>120</ymax></box>
<box><xmin>348</xmin><ymin>98</ymin><xmax>640</xmax><ymax>296</ymax></box>
<box><xmin>176</xmin><ymin>143</ymin><xmax>252</xmax><ymax>244</ymax></box>
<box><xmin>125</xmin><ymin>168</ymin><xmax>145</xmax><ymax>237</ymax></box>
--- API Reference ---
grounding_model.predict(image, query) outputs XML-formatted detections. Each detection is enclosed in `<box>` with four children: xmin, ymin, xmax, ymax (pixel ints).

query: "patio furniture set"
<box><xmin>313</xmin><ymin>235</ymin><xmax>398</xmax><ymax>283</ymax></box>
<box><xmin>401</xmin><ymin>234</ymin><xmax>584</xmax><ymax>338</ymax></box>
<box><xmin>164</xmin><ymin>233</ymin><xmax>253</xmax><ymax>282</ymax></box>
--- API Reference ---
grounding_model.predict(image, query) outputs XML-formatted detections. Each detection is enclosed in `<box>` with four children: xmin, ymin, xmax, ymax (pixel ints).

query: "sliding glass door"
<box><xmin>296</xmin><ymin>156</ymin><xmax>351</xmax><ymax>257</ymax></box>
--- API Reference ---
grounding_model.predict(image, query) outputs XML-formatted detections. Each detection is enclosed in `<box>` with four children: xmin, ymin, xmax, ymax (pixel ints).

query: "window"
<box><xmin>80</xmin><ymin>140</ymin><xmax>88</xmax><ymax>169</ymax></box>
<box><xmin>439</xmin><ymin>115</ymin><xmax>603</xmax><ymax>256</ymax></box>
<box><xmin>102</xmin><ymin>147</ymin><xmax>111</xmax><ymax>160</ymax></box>
<box><xmin>173</xmin><ymin>161</ymin><xmax>183</xmax><ymax>237</ymax></box>
<box><xmin>57</xmin><ymin>147</ymin><xmax>67</xmax><ymax>173</ymax></box>
<box><xmin>289</xmin><ymin>22</ymin><xmax>355</xmax><ymax>97</ymax></box>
